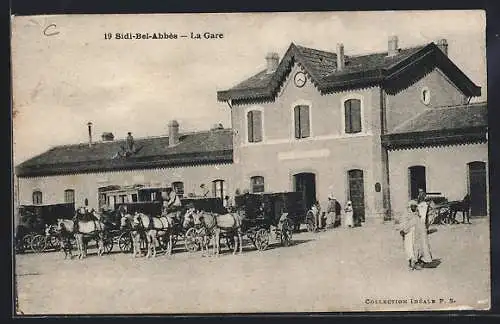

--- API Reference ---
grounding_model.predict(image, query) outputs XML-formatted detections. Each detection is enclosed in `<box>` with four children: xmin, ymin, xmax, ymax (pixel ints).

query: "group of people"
<box><xmin>310</xmin><ymin>195</ymin><xmax>359</xmax><ymax>231</ymax></box>
<box><xmin>399</xmin><ymin>189</ymin><xmax>434</xmax><ymax>270</ymax></box>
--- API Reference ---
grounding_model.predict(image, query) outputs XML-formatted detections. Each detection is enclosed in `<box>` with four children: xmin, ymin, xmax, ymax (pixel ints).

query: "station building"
<box><xmin>15</xmin><ymin>36</ymin><xmax>488</xmax><ymax>223</ymax></box>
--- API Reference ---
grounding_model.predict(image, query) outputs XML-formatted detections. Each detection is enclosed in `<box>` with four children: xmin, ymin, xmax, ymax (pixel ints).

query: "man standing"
<box><xmin>164</xmin><ymin>187</ymin><xmax>182</xmax><ymax>218</ymax></box>
<box><xmin>199</xmin><ymin>184</ymin><xmax>210</xmax><ymax>197</ymax></box>
<box><xmin>326</xmin><ymin>195</ymin><xmax>336</xmax><ymax>229</ymax></box>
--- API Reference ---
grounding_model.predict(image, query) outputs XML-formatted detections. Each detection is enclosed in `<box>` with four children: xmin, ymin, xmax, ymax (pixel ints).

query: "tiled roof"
<box><xmin>382</xmin><ymin>102</ymin><xmax>488</xmax><ymax>150</ymax></box>
<box><xmin>217</xmin><ymin>42</ymin><xmax>481</xmax><ymax>103</ymax></box>
<box><xmin>16</xmin><ymin>129</ymin><xmax>233</xmax><ymax>177</ymax></box>
<box><xmin>392</xmin><ymin>102</ymin><xmax>487</xmax><ymax>133</ymax></box>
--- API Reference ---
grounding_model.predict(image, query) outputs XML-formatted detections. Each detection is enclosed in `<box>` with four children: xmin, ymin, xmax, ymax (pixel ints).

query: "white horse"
<box><xmin>193</xmin><ymin>210</ymin><xmax>245</xmax><ymax>256</ymax></box>
<box><xmin>56</xmin><ymin>216</ymin><xmax>107</xmax><ymax>259</ymax></box>
<box><xmin>131</xmin><ymin>212</ymin><xmax>172</xmax><ymax>258</ymax></box>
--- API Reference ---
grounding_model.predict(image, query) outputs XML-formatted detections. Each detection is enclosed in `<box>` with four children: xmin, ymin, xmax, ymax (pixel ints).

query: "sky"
<box><xmin>11</xmin><ymin>10</ymin><xmax>487</xmax><ymax>165</ymax></box>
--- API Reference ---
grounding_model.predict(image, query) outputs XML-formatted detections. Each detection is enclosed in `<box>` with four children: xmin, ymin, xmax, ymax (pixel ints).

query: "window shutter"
<box><xmin>351</xmin><ymin>99</ymin><xmax>361</xmax><ymax>133</ymax></box>
<box><xmin>253</xmin><ymin>110</ymin><xmax>262</xmax><ymax>142</ymax></box>
<box><xmin>247</xmin><ymin>111</ymin><xmax>254</xmax><ymax>142</ymax></box>
<box><xmin>294</xmin><ymin>106</ymin><xmax>301</xmax><ymax>138</ymax></box>
<box><xmin>300</xmin><ymin>106</ymin><xmax>310</xmax><ymax>138</ymax></box>
<box><xmin>344</xmin><ymin>100</ymin><xmax>352</xmax><ymax>133</ymax></box>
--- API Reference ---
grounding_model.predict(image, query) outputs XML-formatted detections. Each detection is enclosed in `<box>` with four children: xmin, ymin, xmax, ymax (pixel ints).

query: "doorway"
<box><xmin>293</xmin><ymin>173</ymin><xmax>316</xmax><ymax>210</ymax></box>
<box><xmin>468</xmin><ymin>161</ymin><xmax>487</xmax><ymax>216</ymax></box>
<box><xmin>408</xmin><ymin>165</ymin><xmax>426</xmax><ymax>200</ymax></box>
<box><xmin>348</xmin><ymin>169</ymin><xmax>366</xmax><ymax>222</ymax></box>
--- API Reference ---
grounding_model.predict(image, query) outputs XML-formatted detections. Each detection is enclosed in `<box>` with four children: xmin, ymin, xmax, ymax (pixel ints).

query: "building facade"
<box><xmin>15</xmin><ymin>36</ymin><xmax>488</xmax><ymax>223</ymax></box>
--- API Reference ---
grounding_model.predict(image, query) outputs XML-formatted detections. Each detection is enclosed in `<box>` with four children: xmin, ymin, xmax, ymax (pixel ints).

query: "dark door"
<box><xmin>468</xmin><ymin>161</ymin><xmax>487</xmax><ymax>216</ymax></box>
<box><xmin>348</xmin><ymin>169</ymin><xmax>365</xmax><ymax>221</ymax></box>
<box><xmin>293</xmin><ymin>173</ymin><xmax>316</xmax><ymax>210</ymax></box>
<box><xmin>408</xmin><ymin>165</ymin><xmax>426</xmax><ymax>200</ymax></box>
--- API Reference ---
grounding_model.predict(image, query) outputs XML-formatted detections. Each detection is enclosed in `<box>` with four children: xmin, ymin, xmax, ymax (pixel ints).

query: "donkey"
<box><xmin>193</xmin><ymin>210</ymin><xmax>245</xmax><ymax>256</ymax></box>
<box><xmin>56</xmin><ymin>216</ymin><xmax>107</xmax><ymax>259</ymax></box>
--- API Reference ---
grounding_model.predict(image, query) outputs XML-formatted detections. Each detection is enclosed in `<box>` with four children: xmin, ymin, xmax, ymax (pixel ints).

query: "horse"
<box><xmin>56</xmin><ymin>212</ymin><xmax>107</xmax><ymax>259</ymax></box>
<box><xmin>119</xmin><ymin>213</ymin><xmax>145</xmax><ymax>258</ymax></box>
<box><xmin>130</xmin><ymin>212</ymin><xmax>172</xmax><ymax>258</ymax></box>
<box><xmin>193</xmin><ymin>210</ymin><xmax>245</xmax><ymax>256</ymax></box>
<box><xmin>449</xmin><ymin>194</ymin><xmax>471</xmax><ymax>224</ymax></box>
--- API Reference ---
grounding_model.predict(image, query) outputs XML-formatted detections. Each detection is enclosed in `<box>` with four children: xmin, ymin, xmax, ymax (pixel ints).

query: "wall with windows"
<box><xmin>388</xmin><ymin>143</ymin><xmax>488</xmax><ymax>220</ymax></box>
<box><xmin>230</xmin><ymin>62</ymin><xmax>386</xmax><ymax>218</ymax></box>
<box><xmin>17</xmin><ymin>163</ymin><xmax>234</xmax><ymax>211</ymax></box>
<box><xmin>385</xmin><ymin>68</ymin><xmax>468</xmax><ymax>132</ymax></box>
<box><xmin>231</xmin><ymin>63</ymin><xmax>380</xmax><ymax>149</ymax></box>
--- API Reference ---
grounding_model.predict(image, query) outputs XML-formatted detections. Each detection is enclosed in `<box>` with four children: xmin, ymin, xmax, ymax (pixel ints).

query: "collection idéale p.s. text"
<box><xmin>104</xmin><ymin>32</ymin><xmax>224</xmax><ymax>40</ymax></box>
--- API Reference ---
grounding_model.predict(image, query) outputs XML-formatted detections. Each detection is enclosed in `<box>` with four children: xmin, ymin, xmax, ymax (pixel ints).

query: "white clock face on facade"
<box><xmin>294</xmin><ymin>71</ymin><xmax>307</xmax><ymax>88</ymax></box>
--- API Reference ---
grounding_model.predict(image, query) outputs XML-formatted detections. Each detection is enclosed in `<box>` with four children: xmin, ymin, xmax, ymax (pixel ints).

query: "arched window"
<box><xmin>212</xmin><ymin>180</ymin><xmax>225</xmax><ymax>199</ymax></box>
<box><xmin>32</xmin><ymin>190</ymin><xmax>43</xmax><ymax>205</ymax></box>
<box><xmin>172</xmin><ymin>181</ymin><xmax>185</xmax><ymax>198</ymax></box>
<box><xmin>344</xmin><ymin>99</ymin><xmax>362</xmax><ymax>134</ymax></box>
<box><xmin>250</xmin><ymin>176</ymin><xmax>265</xmax><ymax>193</ymax></box>
<box><xmin>64</xmin><ymin>189</ymin><xmax>75</xmax><ymax>203</ymax></box>
<box><xmin>294</xmin><ymin>105</ymin><xmax>310</xmax><ymax>139</ymax></box>
<box><xmin>247</xmin><ymin>110</ymin><xmax>263</xmax><ymax>143</ymax></box>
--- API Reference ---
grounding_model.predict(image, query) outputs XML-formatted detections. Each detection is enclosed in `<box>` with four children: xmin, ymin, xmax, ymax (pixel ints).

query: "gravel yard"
<box><xmin>14</xmin><ymin>218</ymin><xmax>490</xmax><ymax>314</ymax></box>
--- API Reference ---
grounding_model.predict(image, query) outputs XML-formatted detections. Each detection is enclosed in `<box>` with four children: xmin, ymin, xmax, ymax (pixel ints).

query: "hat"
<box><xmin>408</xmin><ymin>200</ymin><xmax>418</xmax><ymax>207</ymax></box>
<box><xmin>346</xmin><ymin>201</ymin><xmax>352</xmax><ymax>206</ymax></box>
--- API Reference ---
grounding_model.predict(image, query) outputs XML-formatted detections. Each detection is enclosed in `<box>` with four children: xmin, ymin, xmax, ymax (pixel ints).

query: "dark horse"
<box><xmin>449</xmin><ymin>194</ymin><xmax>471</xmax><ymax>224</ymax></box>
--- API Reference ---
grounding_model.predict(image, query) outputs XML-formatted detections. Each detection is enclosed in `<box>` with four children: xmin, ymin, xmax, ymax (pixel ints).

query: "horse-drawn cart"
<box><xmin>234</xmin><ymin>192</ymin><xmax>297</xmax><ymax>251</ymax></box>
<box><xmin>15</xmin><ymin>203</ymin><xmax>75</xmax><ymax>254</ymax></box>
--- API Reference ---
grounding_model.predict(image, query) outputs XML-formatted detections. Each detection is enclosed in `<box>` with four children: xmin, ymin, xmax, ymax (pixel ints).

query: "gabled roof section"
<box><xmin>217</xmin><ymin>42</ymin><xmax>481</xmax><ymax>104</ymax></box>
<box><xmin>382</xmin><ymin>102</ymin><xmax>487</xmax><ymax>150</ymax></box>
<box><xmin>16</xmin><ymin>129</ymin><xmax>233</xmax><ymax>177</ymax></box>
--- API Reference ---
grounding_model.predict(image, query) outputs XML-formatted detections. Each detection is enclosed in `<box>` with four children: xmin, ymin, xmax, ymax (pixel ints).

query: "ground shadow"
<box><xmin>422</xmin><ymin>258</ymin><xmax>442</xmax><ymax>269</ymax></box>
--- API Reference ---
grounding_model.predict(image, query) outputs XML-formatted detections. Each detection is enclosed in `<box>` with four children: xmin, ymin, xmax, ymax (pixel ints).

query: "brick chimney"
<box><xmin>336</xmin><ymin>43</ymin><xmax>345</xmax><ymax>72</ymax></box>
<box><xmin>436</xmin><ymin>39</ymin><xmax>448</xmax><ymax>56</ymax></box>
<box><xmin>387</xmin><ymin>35</ymin><xmax>399</xmax><ymax>57</ymax></box>
<box><xmin>101</xmin><ymin>132</ymin><xmax>114</xmax><ymax>142</ymax></box>
<box><xmin>265</xmin><ymin>52</ymin><xmax>279</xmax><ymax>74</ymax></box>
<box><xmin>168</xmin><ymin>120</ymin><xmax>179</xmax><ymax>146</ymax></box>
<box><xmin>87</xmin><ymin>122</ymin><xmax>93</xmax><ymax>147</ymax></box>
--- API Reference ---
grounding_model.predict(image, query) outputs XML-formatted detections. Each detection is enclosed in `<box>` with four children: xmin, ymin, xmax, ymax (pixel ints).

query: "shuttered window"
<box><xmin>294</xmin><ymin>105</ymin><xmax>310</xmax><ymax>139</ymax></box>
<box><xmin>247</xmin><ymin>110</ymin><xmax>263</xmax><ymax>143</ymax></box>
<box><xmin>250</xmin><ymin>176</ymin><xmax>265</xmax><ymax>193</ymax></box>
<box><xmin>32</xmin><ymin>191</ymin><xmax>43</xmax><ymax>205</ymax></box>
<box><xmin>64</xmin><ymin>189</ymin><xmax>75</xmax><ymax>203</ymax></box>
<box><xmin>344</xmin><ymin>99</ymin><xmax>362</xmax><ymax>134</ymax></box>
<box><xmin>212</xmin><ymin>180</ymin><xmax>225</xmax><ymax>199</ymax></box>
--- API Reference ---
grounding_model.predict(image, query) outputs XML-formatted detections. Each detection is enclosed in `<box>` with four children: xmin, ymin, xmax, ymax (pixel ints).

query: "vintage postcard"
<box><xmin>12</xmin><ymin>11</ymin><xmax>489</xmax><ymax>314</ymax></box>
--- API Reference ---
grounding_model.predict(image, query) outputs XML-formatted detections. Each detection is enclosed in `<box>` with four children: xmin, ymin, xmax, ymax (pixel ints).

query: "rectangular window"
<box><xmin>131</xmin><ymin>194</ymin><xmax>138</xmax><ymax>202</ymax></box>
<box><xmin>172</xmin><ymin>181</ymin><xmax>185</xmax><ymax>198</ymax></box>
<box><xmin>212</xmin><ymin>180</ymin><xmax>225</xmax><ymax>199</ymax></box>
<box><xmin>294</xmin><ymin>105</ymin><xmax>310</xmax><ymax>139</ymax></box>
<box><xmin>119</xmin><ymin>195</ymin><xmax>127</xmax><ymax>203</ymax></box>
<box><xmin>344</xmin><ymin>99</ymin><xmax>362</xmax><ymax>134</ymax></box>
<box><xmin>250</xmin><ymin>176</ymin><xmax>265</xmax><ymax>193</ymax></box>
<box><xmin>247</xmin><ymin>110</ymin><xmax>263</xmax><ymax>143</ymax></box>
<box><xmin>64</xmin><ymin>189</ymin><xmax>75</xmax><ymax>204</ymax></box>
<box><xmin>32</xmin><ymin>191</ymin><xmax>43</xmax><ymax>205</ymax></box>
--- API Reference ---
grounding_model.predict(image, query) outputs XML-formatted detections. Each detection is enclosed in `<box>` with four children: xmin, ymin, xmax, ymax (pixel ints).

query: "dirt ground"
<box><xmin>14</xmin><ymin>218</ymin><xmax>490</xmax><ymax>315</ymax></box>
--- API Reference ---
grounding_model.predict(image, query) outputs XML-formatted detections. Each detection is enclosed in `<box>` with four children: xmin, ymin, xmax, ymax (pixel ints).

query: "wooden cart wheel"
<box><xmin>280</xmin><ymin>219</ymin><xmax>293</xmax><ymax>247</ymax></box>
<box><xmin>22</xmin><ymin>233</ymin><xmax>35</xmax><ymax>252</ymax></box>
<box><xmin>103</xmin><ymin>235</ymin><xmax>114</xmax><ymax>254</ymax></box>
<box><xmin>306</xmin><ymin>210</ymin><xmax>316</xmax><ymax>232</ymax></box>
<box><xmin>184</xmin><ymin>227</ymin><xmax>200</xmax><ymax>253</ymax></box>
<box><xmin>254</xmin><ymin>228</ymin><xmax>270</xmax><ymax>251</ymax></box>
<box><xmin>118</xmin><ymin>232</ymin><xmax>132</xmax><ymax>253</ymax></box>
<box><xmin>49</xmin><ymin>235</ymin><xmax>61</xmax><ymax>251</ymax></box>
<box><xmin>31</xmin><ymin>235</ymin><xmax>47</xmax><ymax>253</ymax></box>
